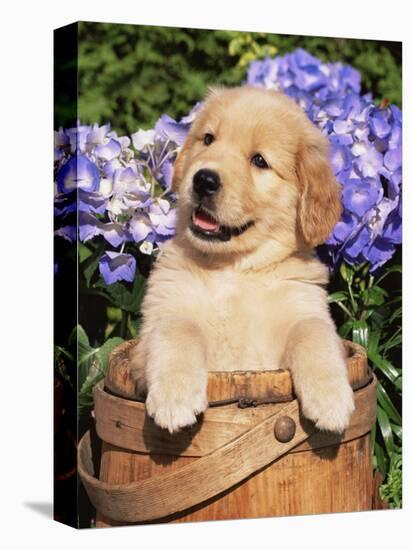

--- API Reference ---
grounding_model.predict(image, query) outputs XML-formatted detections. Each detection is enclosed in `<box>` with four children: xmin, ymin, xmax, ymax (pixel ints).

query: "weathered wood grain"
<box><xmin>93</xmin><ymin>375</ymin><xmax>376</xmax><ymax>457</ymax></box>
<box><xmin>105</xmin><ymin>339</ymin><xmax>368</xmax><ymax>401</ymax></box>
<box><xmin>80</xmin><ymin>400</ymin><xmax>313</xmax><ymax>523</ymax></box>
<box><xmin>77</xmin><ymin>338</ymin><xmax>377</xmax><ymax>527</ymax></box>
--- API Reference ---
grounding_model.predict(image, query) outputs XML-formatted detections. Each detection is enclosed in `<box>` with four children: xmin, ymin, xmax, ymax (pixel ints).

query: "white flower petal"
<box><xmin>99</xmin><ymin>178</ymin><xmax>113</xmax><ymax>198</ymax></box>
<box><xmin>139</xmin><ymin>241</ymin><xmax>154</xmax><ymax>255</ymax></box>
<box><xmin>131</xmin><ymin>129</ymin><xmax>156</xmax><ymax>151</ymax></box>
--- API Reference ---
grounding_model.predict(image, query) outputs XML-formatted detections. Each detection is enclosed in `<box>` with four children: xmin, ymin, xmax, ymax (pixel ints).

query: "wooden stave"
<box><xmin>105</xmin><ymin>339</ymin><xmax>369</xmax><ymax>403</ymax></box>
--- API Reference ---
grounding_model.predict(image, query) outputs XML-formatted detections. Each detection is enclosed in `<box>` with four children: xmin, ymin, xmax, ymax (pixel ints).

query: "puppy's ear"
<box><xmin>172</xmin><ymin>138</ymin><xmax>191</xmax><ymax>192</ymax></box>
<box><xmin>296</xmin><ymin>132</ymin><xmax>342</xmax><ymax>247</ymax></box>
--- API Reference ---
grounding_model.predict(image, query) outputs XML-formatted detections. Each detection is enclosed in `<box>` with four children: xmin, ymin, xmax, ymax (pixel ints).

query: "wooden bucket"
<box><xmin>78</xmin><ymin>339</ymin><xmax>376</xmax><ymax>526</ymax></box>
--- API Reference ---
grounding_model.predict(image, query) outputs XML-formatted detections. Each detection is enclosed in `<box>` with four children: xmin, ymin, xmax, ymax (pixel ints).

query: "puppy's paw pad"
<box><xmin>146</xmin><ymin>385</ymin><xmax>208</xmax><ymax>434</ymax></box>
<box><xmin>300</xmin><ymin>379</ymin><xmax>355</xmax><ymax>434</ymax></box>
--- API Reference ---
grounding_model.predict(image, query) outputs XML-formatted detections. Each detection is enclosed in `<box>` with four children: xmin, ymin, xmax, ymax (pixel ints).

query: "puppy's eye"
<box><xmin>251</xmin><ymin>153</ymin><xmax>269</xmax><ymax>169</ymax></box>
<box><xmin>203</xmin><ymin>133</ymin><xmax>214</xmax><ymax>146</ymax></box>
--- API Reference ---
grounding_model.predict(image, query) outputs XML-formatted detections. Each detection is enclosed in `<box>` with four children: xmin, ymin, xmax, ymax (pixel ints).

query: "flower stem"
<box><xmin>158</xmin><ymin>138</ymin><xmax>170</xmax><ymax>162</ymax></box>
<box><xmin>336</xmin><ymin>300</ymin><xmax>356</xmax><ymax>321</ymax></box>
<box><xmin>147</xmin><ymin>145</ymin><xmax>156</xmax><ymax>169</ymax></box>
<box><xmin>347</xmin><ymin>278</ymin><xmax>357</xmax><ymax>314</ymax></box>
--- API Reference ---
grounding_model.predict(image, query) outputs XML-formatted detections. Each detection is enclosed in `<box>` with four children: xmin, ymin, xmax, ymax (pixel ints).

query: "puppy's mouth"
<box><xmin>190</xmin><ymin>206</ymin><xmax>254</xmax><ymax>242</ymax></box>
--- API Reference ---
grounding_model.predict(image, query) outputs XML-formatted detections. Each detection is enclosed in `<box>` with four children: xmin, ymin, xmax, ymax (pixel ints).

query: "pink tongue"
<box><xmin>193</xmin><ymin>211</ymin><xmax>220</xmax><ymax>232</ymax></box>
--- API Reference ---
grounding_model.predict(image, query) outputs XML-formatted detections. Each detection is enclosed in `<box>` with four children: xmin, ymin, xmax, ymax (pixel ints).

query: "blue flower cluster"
<box><xmin>247</xmin><ymin>49</ymin><xmax>402</xmax><ymax>272</ymax></box>
<box><xmin>54</xmin><ymin>49</ymin><xmax>402</xmax><ymax>285</ymax></box>
<box><xmin>54</xmin><ymin>117</ymin><xmax>192</xmax><ymax>284</ymax></box>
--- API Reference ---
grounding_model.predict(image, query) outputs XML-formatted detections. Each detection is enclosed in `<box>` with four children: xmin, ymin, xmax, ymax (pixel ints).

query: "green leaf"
<box><xmin>366</xmin><ymin>329</ymin><xmax>381</xmax><ymax>356</ymax></box>
<box><xmin>338</xmin><ymin>319</ymin><xmax>353</xmax><ymax>339</ymax></box>
<box><xmin>368</xmin><ymin>350</ymin><xmax>401</xmax><ymax>387</ymax></box>
<box><xmin>362</xmin><ymin>286</ymin><xmax>388</xmax><ymax>307</ymax></box>
<box><xmin>380</xmin><ymin>452</ymin><xmax>402</xmax><ymax>508</ymax></box>
<box><xmin>78</xmin><ymin>351</ymin><xmax>97</xmax><ymax>389</ymax></box>
<box><xmin>394</xmin><ymin>375</ymin><xmax>402</xmax><ymax>392</ymax></box>
<box><xmin>78</xmin><ymin>242</ymin><xmax>93</xmax><ymax>263</ymax></box>
<box><xmin>327</xmin><ymin>291</ymin><xmax>349</xmax><ymax>304</ymax></box>
<box><xmin>81</xmin><ymin>242</ymin><xmax>106</xmax><ymax>287</ymax></box>
<box><xmin>391</xmin><ymin>423</ymin><xmax>402</xmax><ymax>441</ymax></box>
<box><xmin>381</xmin><ymin>329</ymin><xmax>402</xmax><ymax>355</ymax></box>
<box><xmin>76</xmin><ymin>324</ymin><xmax>90</xmax><ymax>349</ymax></box>
<box><xmin>376</xmin><ymin>383</ymin><xmax>402</xmax><ymax>425</ymax></box>
<box><xmin>78</xmin><ymin>336</ymin><xmax>124</xmax><ymax>416</ymax></box>
<box><xmin>352</xmin><ymin>320</ymin><xmax>369</xmax><ymax>349</ymax></box>
<box><xmin>374</xmin><ymin>440</ymin><xmax>387</xmax><ymax>476</ymax></box>
<box><xmin>68</xmin><ymin>324</ymin><xmax>90</xmax><ymax>351</ymax></box>
<box><xmin>388</xmin><ymin>306</ymin><xmax>402</xmax><ymax>325</ymax></box>
<box><xmin>54</xmin><ymin>345</ymin><xmax>74</xmax><ymax>389</ymax></box>
<box><xmin>376</xmin><ymin>405</ymin><xmax>394</xmax><ymax>457</ymax></box>
<box><xmin>54</xmin><ymin>344</ymin><xmax>74</xmax><ymax>363</ymax></box>
<box><xmin>95</xmin><ymin>273</ymin><xmax>146</xmax><ymax>314</ymax></box>
<box><xmin>368</xmin><ymin>310</ymin><xmax>386</xmax><ymax>328</ymax></box>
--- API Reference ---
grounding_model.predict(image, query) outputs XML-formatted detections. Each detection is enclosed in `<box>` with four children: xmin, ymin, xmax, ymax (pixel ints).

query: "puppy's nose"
<box><xmin>193</xmin><ymin>169</ymin><xmax>221</xmax><ymax>199</ymax></box>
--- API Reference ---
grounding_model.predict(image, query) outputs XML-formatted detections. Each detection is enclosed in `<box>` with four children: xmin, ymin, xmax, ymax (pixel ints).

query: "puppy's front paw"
<box><xmin>146</xmin><ymin>380</ymin><xmax>208</xmax><ymax>434</ymax></box>
<box><xmin>299</xmin><ymin>377</ymin><xmax>355</xmax><ymax>433</ymax></box>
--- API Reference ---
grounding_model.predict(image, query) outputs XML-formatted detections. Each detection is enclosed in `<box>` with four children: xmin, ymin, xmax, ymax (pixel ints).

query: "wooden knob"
<box><xmin>274</xmin><ymin>416</ymin><xmax>296</xmax><ymax>443</ymax></box>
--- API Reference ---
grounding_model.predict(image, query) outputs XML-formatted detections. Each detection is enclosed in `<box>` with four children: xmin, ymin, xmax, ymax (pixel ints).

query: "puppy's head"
<box><xmin>173</xmin><ymin>86</ymin><xmax>341</xmax><ymax>259</ymax></box>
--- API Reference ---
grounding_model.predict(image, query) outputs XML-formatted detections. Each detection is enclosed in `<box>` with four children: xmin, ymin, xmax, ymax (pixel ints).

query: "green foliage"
<box><xmin>227</xmin><ymin>31</ymin><xmax>278</xmax><ymax>68</ymax></box>
<box><xmin>54</xmin><ymin>344</ymin><xmax>74</xmax><ymax>391</ymax></box>
<box><xmin>78</xmin><ymin>23</ymin><xmax>243</xmax><ymax>133</ymax></box>
<box><xmin>77</xmin><ymin>327</ymin><xmax>129</xmax><ymax>412</ymax></box>
<box><xmin>94</xmin><ymin>273</ymin><xmax>146</xmax><ymax>314</ymax></box>
<box><xmin>57</xmin><ymin>238</ymin><xmax>150</xmax><ymax>419</ymax></box>
<box><xmin>77</xmin><ymin>23</ymin><xmax>401</xmax><ymax>134</ymax></box>
<box><xmin>328</xmin><ymin>259</ymin><xmax>402</xmax><ymax>506</ymax></box>
<box><xmin>78</xmin><ymin>239</ymin><xmax>148</xmax><ymax>340</ymax></box>
<box><xmin>380</xmin><ymin>452</ymin><xmax>402</xmax><ymax>509</ymax></box>
<box><xmin>76</xmin><ymin>326</ymin><xmax>124</xmax><ymax>415</ymax></box>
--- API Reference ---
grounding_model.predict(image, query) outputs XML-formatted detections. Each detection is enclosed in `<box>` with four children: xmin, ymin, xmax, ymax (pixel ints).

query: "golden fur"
<box><xmin>130</xmin><ymin>86</ymin><xmax>354</xmax><ymax>434</ymax></box>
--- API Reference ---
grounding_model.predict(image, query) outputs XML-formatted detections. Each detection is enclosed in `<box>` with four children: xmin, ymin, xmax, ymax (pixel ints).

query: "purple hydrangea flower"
<box><xmin>87</xmin><ymin>123</ymin><xmax>111</xmax><ymax>145</ymax></box>
<box><xmin>342</xmin><ymin>178</ymin><xmax>382</xmax><ymax>217</ymax></box>
<box><xmin>55</xmin><ymin>120</ymin><xmax>180</xmax><ymax>279</ymax></box>
<box><xmin>99</xmin><ymin>251</ymin><xmax>136</xmax><ymax>285</ymax></box>
<box><xmin>148</xmin><ymin>199</ymin><xmax>177</xmax><ymax>237</ymax></box>
<box><xmin>54</xmin><ymin>225</ymin><xmax>77</xmax><ymax>242</ymax></box>
<box><xmin>159</xmin><ymin>158</ymin><xmax>174</xmax><ymax>190</ymax></box>
<box><xmin>128</xmin><ymin>215</ymin><xmax>153</xmax><ymax>243</ymax></box>
<box><xmin>65</xmin><ymin>124</ymin><xmax>91</xmax><ymax>153</ymax></box>
<box><xmin>78</xmin><ymin>190</ymin><xmax>108</xmax><ymax>215</ymax></box>
<box><xmin>78</xmin><ymin>212</ymin><xmax>126</xmax><ymax>247</ymax></box>
<box><xmin>54</xmin><ymin>193</ymin><xmax>77</xmax><ymax>216</ymax></box>
<box><xmin>79</xmin><ymin>212</ymin><xmax>101</xmax><ymax>243</ymax></box>
<box><xmin>131</xmin><ymin>129</ymin><xmax>156</xmax><ymax>151</ymax></box>
<box><xmin>247</xmin><ymin>49</ymin><xmax>402</xmax><ymax>273</ymax></box>
<box><xmin>154</xmin><ymin>114</ymin><xmax>190</xmax><ymax>146</ymax></box>
<box><xmin>57</xmin><ymin>155</ymin><xmax>100</xmax><ymax>194</ymax></box>
<box><xmin>94</xmin><ymin>138</ymin><xmax>122</xmax><ymax>161</ymax></box>
<box><xmin>55</xmin><ymin>50</ymin><xmax>401</xmax><ymax>280</ymax></box>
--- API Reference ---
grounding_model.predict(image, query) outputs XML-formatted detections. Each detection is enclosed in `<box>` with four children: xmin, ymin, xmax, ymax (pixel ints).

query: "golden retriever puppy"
<box><xmin>130</xmin><ymin>86</ymin><xmax>355</xmax><ymax>434</ymax></box>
